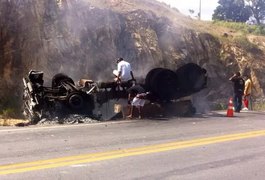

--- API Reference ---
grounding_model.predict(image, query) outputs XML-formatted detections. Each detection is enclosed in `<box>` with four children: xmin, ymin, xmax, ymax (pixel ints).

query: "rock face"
<box><xmin>1</xmin><ymin>0</ymin><xmax>265</xmax><ymax>113</ymax></box>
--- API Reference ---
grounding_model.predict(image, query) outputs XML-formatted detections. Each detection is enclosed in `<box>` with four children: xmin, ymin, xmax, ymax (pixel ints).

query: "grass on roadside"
<box><xmin>213</xmin><ymin>21</ymin><xmax>265</xmax><ymax>36</ymax></box>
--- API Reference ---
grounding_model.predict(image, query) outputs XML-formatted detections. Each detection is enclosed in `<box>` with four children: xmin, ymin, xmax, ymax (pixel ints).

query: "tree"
<box><xmin>245</xmin><ymin>0</ymin><xmax>265</xmax><ymax>25</ymax></box>
<box><xmin>212</xmin><ymin>0</ymin><xmax>251</xmax><ymax>22</ymax></box>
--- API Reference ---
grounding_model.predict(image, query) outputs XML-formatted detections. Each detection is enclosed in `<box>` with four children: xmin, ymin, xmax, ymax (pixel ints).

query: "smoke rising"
<box><xmin>1</xmin><ymin>0</ymin><xmax>236</xmax><ymax>117</ymax></box>
<box><xmin>1</xmin><ymin>0</ymin><xmax>189</xmax><ymax>86</ymax></box>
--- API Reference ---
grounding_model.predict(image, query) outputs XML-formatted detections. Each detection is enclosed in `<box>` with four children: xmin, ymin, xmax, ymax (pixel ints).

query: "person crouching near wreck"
<box><xmin>113</xmin><ymin>57</ymin><xmax>135</xmax><ymax>83</ymax></box>
<box><xmin>126</xmin><ymin>85</ymin><xmax>149</xmax><ymax>119</ymax></box>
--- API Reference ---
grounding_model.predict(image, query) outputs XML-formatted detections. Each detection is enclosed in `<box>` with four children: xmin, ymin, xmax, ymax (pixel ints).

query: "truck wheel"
<box><xmin>68</xmin><ymin>93</ymin><xmax>84</xmax><ymax>109</ymax></box>
<box><xmin>145</xmin><ymin>68</ymin><xmax>163</xmax><ymax>91</ymax></box>
<box><xmin>145</xmin><ymin>68</ymin><xmax>178</xmax><ymax>101</ymax></box>
<box><xmin>52</xmin><ymin>73</ymin><xmax>75</xmax><ymax>88</ymax></box>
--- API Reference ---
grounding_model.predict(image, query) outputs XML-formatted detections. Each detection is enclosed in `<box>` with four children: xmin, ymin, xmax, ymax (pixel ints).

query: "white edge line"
<box><xmin>0</xmin><ymin>120</ymin><xmax>138</xmax><ymax>133</ymax></box>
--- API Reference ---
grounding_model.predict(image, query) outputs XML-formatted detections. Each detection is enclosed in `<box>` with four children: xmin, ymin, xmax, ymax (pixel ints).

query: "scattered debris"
<box><xmin>36</xmin><ymin>114</ymin><xmax>100</xmax><ymax>125</ymax></box>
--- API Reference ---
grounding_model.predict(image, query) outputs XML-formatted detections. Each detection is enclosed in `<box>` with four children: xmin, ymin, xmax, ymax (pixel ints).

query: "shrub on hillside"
<box><xmin>233</xmin><ymin>35</ymin><xmax>261</xmax><ymax>54</ymax></box>
<box><xmin>0</xmin><ymin>95</ymin><xmax>22</xmax><ymax>118</ymax></box>
<box><xmin>213</xmin><ymin>21</ymin><xmax>265</xmax><ymax>36</ymax></box>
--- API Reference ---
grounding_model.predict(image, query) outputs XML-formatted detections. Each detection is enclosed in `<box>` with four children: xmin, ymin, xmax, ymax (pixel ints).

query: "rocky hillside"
<box><xmin>1</xmin><ymin>0</ymin><xmax>265</xmax><ymax>114</ymax></box>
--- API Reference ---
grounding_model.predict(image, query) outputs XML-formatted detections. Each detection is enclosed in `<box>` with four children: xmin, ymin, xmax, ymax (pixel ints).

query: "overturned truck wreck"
<box><xmin>22</xmin><ymin>63</ymin><xmax>207</xmax><ymax>123</ymax></box>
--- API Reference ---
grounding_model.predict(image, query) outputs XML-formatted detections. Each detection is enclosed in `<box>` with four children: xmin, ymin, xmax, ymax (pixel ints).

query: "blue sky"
<box><xmin>157</xmin><ymin>0</ymin><xmax>219</xmax><ymax>20</ymax></box>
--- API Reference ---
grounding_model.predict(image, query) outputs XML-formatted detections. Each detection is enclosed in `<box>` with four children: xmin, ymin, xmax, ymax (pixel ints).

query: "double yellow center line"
<box><xmin>1</xmin><ymin>130</ymin><xmax>265</xmax><ymax>175</ymax></box>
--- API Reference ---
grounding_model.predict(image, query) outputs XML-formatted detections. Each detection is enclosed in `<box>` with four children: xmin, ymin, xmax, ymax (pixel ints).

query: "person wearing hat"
<box><xmin>113</xmin><ymin>57</ymin><xmax>135</xmax><ymax>82</ymax></box>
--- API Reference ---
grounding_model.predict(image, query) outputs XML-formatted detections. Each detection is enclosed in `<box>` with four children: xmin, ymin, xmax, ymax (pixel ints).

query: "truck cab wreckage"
<box><xmin>22</xmin><ymin>63</ymin><xmax>207</xmax><ymax>124</ymax></box>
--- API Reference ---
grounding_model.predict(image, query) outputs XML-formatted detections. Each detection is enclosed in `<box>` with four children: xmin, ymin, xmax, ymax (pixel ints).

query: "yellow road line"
<box><xmin>1</xmin><ymin>130</ymin><xmax>265</xmax><ymax>175</ymax></box>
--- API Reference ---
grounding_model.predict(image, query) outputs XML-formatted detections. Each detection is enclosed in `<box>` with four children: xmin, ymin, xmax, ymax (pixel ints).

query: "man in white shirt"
<box><xmin>113</xmin><ymin>57</ymin><xmax>135</xmax><ymax>82</ymax></box>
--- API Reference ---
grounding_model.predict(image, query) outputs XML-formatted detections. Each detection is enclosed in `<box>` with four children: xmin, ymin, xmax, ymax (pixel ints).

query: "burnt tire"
<box><xmin>175</xmin><ymin>63</ymin><xmax>207</xmax><ymax>95</ymax></box>
<box><xmin>52</xmin><ymin>73</ymin><xmax>75</xmax><ymax>88</ymax></box>
<box><xmin>145</xmin><ymin>68</ymin><xmax>163</xmax><ymax>91</ymax></box>
<box><xmin>67</xmin><ymin>93</ymin><xmax>84</xmax><ymax>109</ymax></box>
<box><xmin>145</xmin><ymin>68</ymin><xmax>178</xmax><ymax>101</ymax></box>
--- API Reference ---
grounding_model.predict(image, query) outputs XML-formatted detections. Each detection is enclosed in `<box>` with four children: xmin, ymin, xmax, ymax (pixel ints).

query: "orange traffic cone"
<box><xmin>226</xmin><ymin>98</ymin><xmax>234</xmax><ymax>117</ymax></box>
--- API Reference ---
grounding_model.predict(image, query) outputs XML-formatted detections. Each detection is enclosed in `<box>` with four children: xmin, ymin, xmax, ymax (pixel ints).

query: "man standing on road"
<box><xmin>113</xmin><ymin>57</ymin><xmax>135</xmax><ymax>82</ymax></box>
<box><xmin>243</xmin><ymin>74</ymin><xmax>255</xmax><ymax>110</ymax></box>
<box><xmin>229</xmin><ymin>72</ymin><xmax>245</xmax><ymax>112</ymax></box>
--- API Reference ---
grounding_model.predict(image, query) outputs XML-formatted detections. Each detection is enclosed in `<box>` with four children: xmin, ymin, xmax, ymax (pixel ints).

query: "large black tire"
<box><xmin>175</xmin><ymin>63</ymin><xmax>207</xmax><ymax>97</ymax></box>
<box><xmin>144</xmin><ymin>68</ymin><xmax>163</xmax><ymax>91</ymax></box>
<box><xmin>145</xmin><ymin>68</ymin><xmax>179</xmax><ymax>101</ymax></box>
<box><xmin>52</xmin><ymin>73</ymin><xmax>75</xmax><ymax>88</ymax></box>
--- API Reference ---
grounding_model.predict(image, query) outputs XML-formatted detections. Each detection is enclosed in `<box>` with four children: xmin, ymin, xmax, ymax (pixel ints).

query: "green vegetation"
<box><xmin>213</xmin><ymin>0</ymin><xmax>265</xmax><ymax>25</ymax></box>
<box><xmin>211</xmin><ymin>100</ymin><xmax>265</xmax><ymax>111</ymax></box>
<box><xmin>212</xmin><ymin>0</ymin><xmax>251</xmax><ymax>23</ymax></box>
<box><xmin>1</xmin><ymin>108</ymin><xmax>17</xmax><ymax>119</ymax></box>
<box><xmin>211</xmin><ymin>102</ymin><xmax>227</xmax><ymax>111</ymax></box>
<box><xmin>233</xmin><ymin>35</ymin><xmax>260</xmax><ymax>53</ymax></box>
<box><xmin>0</xmin><ymin>95</ymin><xmax>22</xmax><ymax>118</ymax></box>
<box><xmin>213</xmin><ymin>21</ymin><xmax>265</xmax><ymax>36</ymax></box>
<box><xmin>253</xmin><ymin>100</ymin><xmax>265</xmax><ymax>111</ymax></box>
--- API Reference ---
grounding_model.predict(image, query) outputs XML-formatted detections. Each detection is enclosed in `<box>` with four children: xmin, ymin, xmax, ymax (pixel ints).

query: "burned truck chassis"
<box><xmin>22</xmin><ymin>63</ymin><xmax>207</xmax><ymax>124</ymax></box>
<box><xmin>22</xmin><ymin>71</ymin><xmax>135</xmax><ymax>123</ymax></box>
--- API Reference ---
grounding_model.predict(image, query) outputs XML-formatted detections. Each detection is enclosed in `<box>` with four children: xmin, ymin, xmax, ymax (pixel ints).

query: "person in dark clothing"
<box><xmin>126</xmin><ymin>85</ymin><xmax>149</xmax><ymax>119</ymax></box>
<box><xmin>229</xmin><ymin>72</ymin><xmax>245</xmax><ymax>112</ymax></box>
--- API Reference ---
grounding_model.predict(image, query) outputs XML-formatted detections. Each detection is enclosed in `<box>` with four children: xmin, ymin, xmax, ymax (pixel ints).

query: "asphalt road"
<box><xmin>0</xmin><ymin>110</ymin><xmax>265</xmax><ymax>180</ymax></box>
